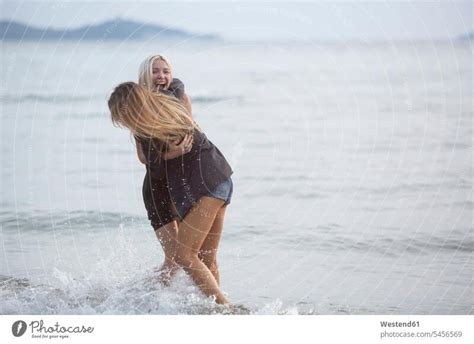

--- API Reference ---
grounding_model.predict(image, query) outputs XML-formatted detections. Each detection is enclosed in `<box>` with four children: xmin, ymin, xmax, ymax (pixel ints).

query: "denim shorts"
<box><xmin>207</xmin><ymin>177</ymin><xmax>233</xmax><ymax>206</ymax></box>
<box><xmin>175</xmin><ymin>177</ymin><xmax>233</xmax><ymax>220</ymax></box>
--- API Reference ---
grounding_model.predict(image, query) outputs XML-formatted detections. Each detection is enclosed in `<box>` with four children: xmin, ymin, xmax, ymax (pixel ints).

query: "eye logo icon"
<box><xmin>12</xmin><ymin>320</ymin><xmax>27</xmax><ymax>337</ymax></box>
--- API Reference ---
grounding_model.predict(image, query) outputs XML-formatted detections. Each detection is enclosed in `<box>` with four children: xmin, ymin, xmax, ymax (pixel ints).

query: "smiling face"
<box><xmin>152</xmin><ymin>58</ymin><xmax>172</xmax><ymax>91</ymax></box>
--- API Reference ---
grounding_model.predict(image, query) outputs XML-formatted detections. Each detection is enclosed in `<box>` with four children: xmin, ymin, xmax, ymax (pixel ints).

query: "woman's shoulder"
<box><xmin>168</xmin><ymin>78</ymin><xmax>185</xmax><ymax>100</ymax></box>
<box><xmin>170</xmin><ymin>78</ymin><xmax>184</xmax><ymax>88</ymax></box>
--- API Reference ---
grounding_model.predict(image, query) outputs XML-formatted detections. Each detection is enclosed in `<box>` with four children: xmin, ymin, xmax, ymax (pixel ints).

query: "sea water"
<box><xmin>0</xmin><ymin>40</ymin><xmax>472</xmax><ymax>314</ymax></box>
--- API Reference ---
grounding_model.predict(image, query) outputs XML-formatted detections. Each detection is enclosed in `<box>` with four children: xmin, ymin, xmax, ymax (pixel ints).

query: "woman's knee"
<box><xmin>175</xmin><ymin>249</ymin><xmax>198</xmax><ymax>268</ymax></box>
<box><xmin>198</xmin><ymin>249</ymin><xmax>217</xmax><ymax>267</ymax></box>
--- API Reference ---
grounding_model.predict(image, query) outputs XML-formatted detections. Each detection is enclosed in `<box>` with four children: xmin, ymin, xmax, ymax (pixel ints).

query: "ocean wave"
<box><xmin>0</xmin><ymin>272</ymin><xmax>313</xmax><ymax>315</ymax></box>
<box><xmin>0</xmin><ymin>94</ymin><xmax>106</xmax><ymax>104</ymax></box>
<box><xmin>277</xmin><ymin>232</ymin><xmax>473</xmax><ymax>257</ymax></box>
<box><xmin>0</xmin><ymin>210</ymin><xmax>144</xmax><ymax>232</ymax></box>
<box><xmin>0</xmin><ymin>93</ymin><xmax>243</xmax><ymax>105</ymax></box>
<box><xmin>191</xmin><ymin>95</ymin><xmax>243</xmax><ymax>104</ymax></box>
<box><xmin>0</xmin><ymin>272</ymin><xmax>215</xmax><ymax>315</ymax></box>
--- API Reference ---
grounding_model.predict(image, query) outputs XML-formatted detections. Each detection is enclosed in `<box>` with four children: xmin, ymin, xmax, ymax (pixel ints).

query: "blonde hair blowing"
<box><xmin>138</xmin><ymin>54</ymin><xmax>173</xmax><ymax>91</ymax></box>
<box><xmin>108</xmin><ymin>82</ymin><xmax>199</xmax><ymax>143</ymax></box>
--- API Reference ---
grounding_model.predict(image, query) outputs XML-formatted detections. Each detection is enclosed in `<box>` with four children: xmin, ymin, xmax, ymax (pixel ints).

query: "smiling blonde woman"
<box><xmin>109</xmin><ymin>82</ymin><xmax>233</xmax><ymax>304</ymax></box>
<box><xmin>135</xmin><ymin>54</ymin><xmax>197</xmax><ymax>286</ymax></box>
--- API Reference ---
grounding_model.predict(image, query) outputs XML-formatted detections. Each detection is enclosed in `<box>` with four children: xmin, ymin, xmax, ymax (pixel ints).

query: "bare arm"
<box><xmin>135</xmin><ymin>139</ymin><xmax>147</xmax><ymax>164</ymax></box>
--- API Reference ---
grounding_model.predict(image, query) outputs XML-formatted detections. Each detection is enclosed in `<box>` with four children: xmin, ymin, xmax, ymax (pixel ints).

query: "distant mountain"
<box><xmin>0</xmin><ymin>18</ymin><xmax>220</xmax><ymax>41</ymax></box>
<box><xmin>457</xmin><ymin>31</ymin><xmax>474</xmax><ymax>41</ymax></box>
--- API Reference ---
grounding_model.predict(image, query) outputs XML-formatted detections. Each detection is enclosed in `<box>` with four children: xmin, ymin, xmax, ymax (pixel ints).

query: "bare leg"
<box><xmin>198</xmin><ymin>206</ymin><xmax>226</xmax><ymax>286</ymax></box>
<box><xmin>175</xmin><ymin>197</ymin><xmax>229</xmax><ymax>304</ymax></box>
<box><xmin>154</xmin><ymin>220</ymin><xmax>180</xmax><ymax>286</ymax></box>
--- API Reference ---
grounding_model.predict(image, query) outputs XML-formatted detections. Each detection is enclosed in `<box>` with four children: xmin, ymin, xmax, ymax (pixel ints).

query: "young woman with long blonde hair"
<box><xmin>136</xmin><ymin>55</ymin><xmax>195</xmax><ymax>286</ymax></box>
<box><xmin>108</xmin><ymin>82</ymin><xmax>233</xmax><ymax>304</ymax></box>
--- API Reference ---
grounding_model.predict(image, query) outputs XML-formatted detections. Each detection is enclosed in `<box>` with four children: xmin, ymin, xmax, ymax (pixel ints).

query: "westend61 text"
<box><xmin>380</xmin><ymin>321</ymin><xmax>420</xmax><ymax>328</ymax></box>
<box><xmin>29</xmin><ymin>320</ymin><xmax>94</xmax><ymax>334</ymax></box>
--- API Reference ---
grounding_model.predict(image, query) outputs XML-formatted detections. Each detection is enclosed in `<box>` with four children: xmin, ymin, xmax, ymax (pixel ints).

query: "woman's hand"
<box><xmin>163</xmin><ymin>134</ymin><xmax>194</xmax><ymax>160</ymax></box>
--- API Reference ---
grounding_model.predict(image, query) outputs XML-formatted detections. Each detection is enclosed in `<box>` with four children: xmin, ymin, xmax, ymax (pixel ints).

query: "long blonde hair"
<box><xmin>108</xmin><ymin>82</ymin><xmax>199</xmax><ymax>143</ymax></box>
<box><xmin>138</xmin><ymin>55</ymin><xmax>173</xmax><ymax>91</ymax></box>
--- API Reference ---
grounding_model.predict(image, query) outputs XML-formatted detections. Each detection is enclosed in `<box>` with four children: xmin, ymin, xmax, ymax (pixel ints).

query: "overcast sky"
<box><xmin>1</xmin><ymin>1</ymin><xmax>472</xmax><ymax>41</ymax></box>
